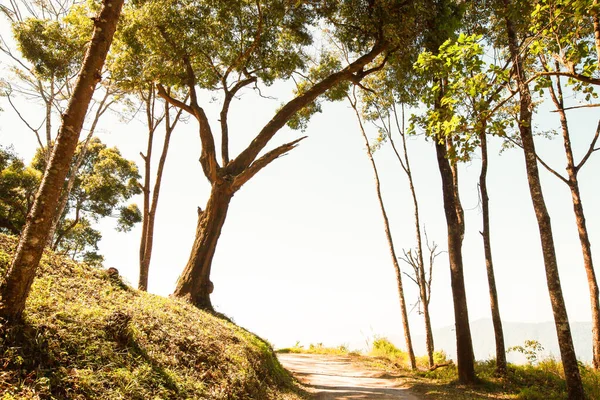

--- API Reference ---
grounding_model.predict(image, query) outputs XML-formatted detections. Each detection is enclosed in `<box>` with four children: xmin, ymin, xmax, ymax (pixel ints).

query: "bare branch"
<box><xmin>549</xmin><ymin>103</ymin><xmax>600</xmax><ymax>112</ymax></box>
<box><xmin>576</xmin><ymin>120</ymin><xmax>600</xmax><ymax>171</ymax></box>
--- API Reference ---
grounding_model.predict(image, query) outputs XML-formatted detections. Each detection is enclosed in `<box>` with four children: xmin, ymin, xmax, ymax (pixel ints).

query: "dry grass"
<box><xmin>0</xmin><ymin>234</ymin><xmax>306</xmax><ymax>399</ymax></box>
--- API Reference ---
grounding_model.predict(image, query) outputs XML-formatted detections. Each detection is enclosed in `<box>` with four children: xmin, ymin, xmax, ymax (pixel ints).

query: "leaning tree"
<box><xmin>0</xmin><ymin>0</ymin><xmax>125</xmax><ymax>320</ymax></box>
<box><xmin>120</xmin><ymin>0</ymin><xmax>427</xmax><ymax>309</ymax></box>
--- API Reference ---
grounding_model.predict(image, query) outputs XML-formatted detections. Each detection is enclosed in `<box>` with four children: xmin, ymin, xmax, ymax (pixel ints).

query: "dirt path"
<box><xmin>278</xmin><ymin>353</ymin><xmax>420</xmax><ymax>399</ymax></box>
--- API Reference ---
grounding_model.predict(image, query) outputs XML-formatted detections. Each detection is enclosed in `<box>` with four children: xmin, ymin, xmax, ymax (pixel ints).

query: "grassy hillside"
<box><xmin>0</xmin><ymin>234</ymin><xmax>304</xmax><ymax>399</ymax></box>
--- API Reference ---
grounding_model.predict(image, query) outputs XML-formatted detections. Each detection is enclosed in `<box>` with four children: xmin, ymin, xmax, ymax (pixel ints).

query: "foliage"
<box><xmin>277</xmin><ymin>342</ymin><xmax>352</xmax><ymax>356</ymax></box>
<box><xmin>508</xmin><ymin>340</ymin><xmax>546</xmax><ymax>365</ymax></box>
<box><xmin>0</xmin><ymin>234</ymin><xmax>304</xmax><ymax>400</ymax></box>
<box><xmin>0</xmin><ymin>147</ymin><xmax>41</xmax><ymax>236</ymax></box>
<box><xmin>0</xmin><ymin>140</ymin><xmax>141</xmax><ymax>264</ymax></box>
<box><xmin>369</xmin><ymin>336</ymin><xmax>410</xmax><ymax>366</ymax></box>
<box><xmin>412</xmin><ymin>33</ymin><xmax>514</xmax><ymax>161</ymax></box>
<box><xmin>11</xmin><ymin>11</ymin><xmax>89</xmax><ymax>80</ymax></box>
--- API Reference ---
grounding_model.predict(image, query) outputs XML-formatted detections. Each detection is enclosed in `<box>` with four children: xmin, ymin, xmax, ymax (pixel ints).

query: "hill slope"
<box><xmin>0</xmin><ymin>234</ymin><xmax>303</xmax><ymax>399</ymax></box>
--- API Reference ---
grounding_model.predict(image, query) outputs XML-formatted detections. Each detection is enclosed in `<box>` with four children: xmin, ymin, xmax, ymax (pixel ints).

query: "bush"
<box><xmin>369</xmin><ymin>336</ymin><xmax>408</xmax><ymax>366</ymax></box>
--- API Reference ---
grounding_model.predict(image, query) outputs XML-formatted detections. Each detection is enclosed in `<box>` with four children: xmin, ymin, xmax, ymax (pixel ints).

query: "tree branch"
<box><xmin>227</xmin><ymin>40</ymin><xmax>388</xmax><ymax>175</ymax></box>
<box><xmin>220</xmin><ymin>76</ymin><xmax>257</xmax><ymax>166</ymax></box>
<box><xmin>550</xmin><ymin>103</ymin><xmax>600</xmax><ymax>112</ymax></box>
<box><xmin>156</xmin><ymin>84</ymin><xmax>194</xmax><ymax>114</ymax></box>
<box><xmin>536</xmin><ymin>71</ymin><xmax>600</xmax><ymax>86</ymax></box>
<box><xmin>576</xmin><ymin>120</ymin><xmax>600</xmax><ymax>171</ymax></box>
<box><xmin>232</xmin><ymin>136</ymin><xmax>307</xmax><ymax>190</ymax></box>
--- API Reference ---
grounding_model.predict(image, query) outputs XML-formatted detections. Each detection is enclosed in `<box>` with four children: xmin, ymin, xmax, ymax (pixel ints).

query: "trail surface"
<box><xmin>278</xmin><ymin>353</ymin><xmax>420</xmax><ymax>399</ymax></box>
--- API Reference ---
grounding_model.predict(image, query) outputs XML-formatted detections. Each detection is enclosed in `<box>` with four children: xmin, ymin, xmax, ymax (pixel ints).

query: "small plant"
<box><xmin>370</xmin><ymin>336</ymin><xmax>408</xmax><ymax>365</ymax></box>
<box><xmin>508</xmin><ymin>340</ymin><xmax>545</xmax><ymax>365</ymax></box>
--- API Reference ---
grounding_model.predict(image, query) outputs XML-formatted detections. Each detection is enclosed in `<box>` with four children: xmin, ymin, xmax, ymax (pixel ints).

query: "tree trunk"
<box><xmin>138</xmin><ymin>91</ymin><xmax>155</xmax><ymax>291</ymax></box>
<box><xmin>592</xmin><ymin>0</ymin><xmax>600</xmax><ymax>67</ymax></box>
<box><xmin>434</xmin><ymin>138</ymin><xmax>476</xmax><ymax>384</ymax></box>
<box><xmin>351</xmin><ymin>97</ymin><xmax>416</xmax><ymax>370</ymax></box>
<box><xmin>173</xmin><ymin>181</ymin><xmax>234</xmax><ymax>310</ymax></box>
<box><xmin>139</xmin><ymin>104</ymin><xmax>176</xmax><ymax>291</ymax></box>
<box><xmin>548</xmin><ymin>75</ymin><xmax>600</xmax><ymax>369</ymax></box>
<box><xmin>503</xmin><ymin>3</ymin><xmax>585</xmax><ymax>397</ymax></box>
<box><xmin>478</xmin><ymin>125</ymin><xmax>507</xmax><ymax>374</ymax></box>
<box><xmin>388</xmin><ymin>105</ymin><xmax>435</xmax><ymax>368</ymax></box>
<box><xmin>0</xmin><ymin>0</ymin><xmax>124</xmax><ymax>321</ymax></box>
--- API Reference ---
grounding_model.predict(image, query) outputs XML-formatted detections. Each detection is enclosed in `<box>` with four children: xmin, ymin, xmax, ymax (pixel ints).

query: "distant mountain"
<box><xmin>392</xmin><ymin>319</ymin><xmax>593</xmax><ymax>364</ymax></box>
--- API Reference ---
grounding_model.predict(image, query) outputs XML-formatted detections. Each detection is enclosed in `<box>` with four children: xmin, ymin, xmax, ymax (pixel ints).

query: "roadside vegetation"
<box><xmin>278</xmin><ymin>337</ymin><xmax>600</xmax><ymax>399</ymax></box>
<box><xmin>0</xmin><ymin>234</ymin><xmax>305</xmax><ymax>399</ymax></box>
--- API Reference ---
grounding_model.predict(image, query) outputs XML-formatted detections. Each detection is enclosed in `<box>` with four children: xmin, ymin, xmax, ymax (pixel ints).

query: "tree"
<box><xmin>534</xmin><ymin>61</ymin><xmax>600</xmax><ymax>369</ymax></box>
<box><xmin>348</xmin><ymin>88</ymin><xmax>416</xmax><ymax>370</ymax></box>
<box><xmin>411</xmin><ymin>0</ymin><xmax>477</xmax><ymax>383</ymax></box>
<box><xmin>530</xmin><ymin>1</ymin><xmax>600</xmax><ymax>368</ymax></box>
<box><xmin>416</xmin><ymin>29</ymin><xmax>514</xmax><ymax>374</ymax></box>
<box><xmin>108</xmin><ymin>27</ymin><xmax>187</xmax><ymax>290</ymax></box>
<box><xmin>121</xmin><ymin>0</ymin><xmax>426</xmax><ymax>309</ymax></box>
<box><xmin>359</xmin><ymin>76</ymin><xmax>438</xmax><ymax>368</ymax></box>
<box><xmin>136</xmin><ymin>89</ymin><xmax>183</xmax><ymax>291</ymax></box>
<box><xmin>0</xmin><ymin>0</ymin><xmax>125</xmax><ymax>320</ymax></box>
<box><xmin>499</xmin><ymin>0</ymin><xmax>585</xmax><ymax>397</ymax></box>
<box><xmin>0</xmin><ymin>140</ymin><xmax>141</xmax><ymax>264</ymax></box>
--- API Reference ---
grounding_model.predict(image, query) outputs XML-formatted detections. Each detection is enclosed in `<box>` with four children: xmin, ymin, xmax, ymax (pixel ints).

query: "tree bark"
<box><xmin>173</xmin><ymin>181</ymin><xmax>234</xmax><ymax>309</ymax></box>
<box><xmin>0</xmin><ymin>0</ymin><xmax>124</xmax><ymax>321</ymax></box>
<box><xmin>548</xmin><ymin>75</ymin><xmax>600</xmax><ymax>369</ymax></box>
<box><xmin>350</xmin><ymin>96</ymin><xmax>416</xmax><ymax>370</ymax></box>
<box><xmin>478</xmin><ymin>124</ymin><xmax>507</xmax><ymax>375</ymax></box>
<box><xmin>503</xmin><ymin>2</ymin><xmax>585</xmax><ymax>397</ymax></box>
<box><xmin>434</xmin><ymin>138</ymin><xmax>476</xmax><ymax>384</ymax></box>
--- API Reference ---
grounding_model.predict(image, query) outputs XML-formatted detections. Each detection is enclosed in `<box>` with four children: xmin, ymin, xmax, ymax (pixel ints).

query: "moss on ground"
<box><xmin>0</xmin><ymin>234</ymin><xmax>305</xmax><ymax>399</ymax></box>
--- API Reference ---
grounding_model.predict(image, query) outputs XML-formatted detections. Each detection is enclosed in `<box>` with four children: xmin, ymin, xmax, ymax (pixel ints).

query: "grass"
<box><xmin>0</xmin><ymin>234</ymin><xmax>305</xmax><ymax>399</ymax></box>
<box><xmin>282</xmin><ymin>336</ymin><xmax>600</xmax><ymax>399</ymax></box>
<box><xmin>277</xmin><ymin>342</ymin><xmax>357</xmax><ymax>356</ymax></box>
<box><xmin>363</xmin><ymin>337</ymin><xmax>600</xmax><ymax>399</ymax></box>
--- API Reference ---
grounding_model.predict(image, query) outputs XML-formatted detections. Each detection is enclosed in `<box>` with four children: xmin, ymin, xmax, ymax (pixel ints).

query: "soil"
<box><xmin>278</xmin><ymin>353</ymin><xmax>420</xmax><ymax>399</ymax></box>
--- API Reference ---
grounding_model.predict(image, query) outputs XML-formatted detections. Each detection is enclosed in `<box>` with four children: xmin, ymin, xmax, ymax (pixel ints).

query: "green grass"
<box><xmin>277</xmin><ymin>342</ymin><xmax>355</xmax><ymax>356</ymax></box>
<box><xmin>315</xmin><ymin>336</ymin><xmax>600</xmax><ymax>400</ymax></box>
<box><xmin>0</xmin><ymin>234</ymin><xmax>305</xmax><ymax>399</ymax></box>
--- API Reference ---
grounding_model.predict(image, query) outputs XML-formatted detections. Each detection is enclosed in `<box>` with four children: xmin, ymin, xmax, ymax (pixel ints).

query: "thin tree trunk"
<box><xmin>503</xmin><ymin>3</ymin><xmax>585</xmax><ymax>397</ymax></box>
<box><xmin>0</xmin><ymin>0</ymin><xmax>124</xmax><ymax>320</ymax></box>
<box><xmin>389</xmin><ymin>104</ymin><xmax>435</xmax><ymax>368</ymax></box>
<box><xmin>434</xmin><ymin>138</ymin><xmax>476</xmax><ymax>383</ymax></box>
<box><xmin>173</xmin><ymin>181</ymin><xmax>234</xmax><ymax>310</ymax></box>
<box><xmin>548</xmin><ymin>74</ymin><xmax>600</xmax><ymax>369</ymax></box>
<box><xmin>138</xmin><ymin>89</ymin><xmax>155</xmax><ymax>291</ymax></box>
<box><xmin>350</xmin><ymin>95</ymin><xmax>416</xmax><ymax>370</ymax></box>
<box><xmin>139</xmin><ymin>100</ymin><xmax>179</xmax><ymax>291</ymax></box>
<box><xmin>478</xmin><ymin>124</ymin><xmax>507</xmax><ymax>374</ymax></box>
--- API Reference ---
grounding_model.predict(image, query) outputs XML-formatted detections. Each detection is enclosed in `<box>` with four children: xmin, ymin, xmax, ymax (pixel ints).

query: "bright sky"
<box><xmin>1</xmin><ymin>21</ymin><xmax>599</xmax><ymax>356</ymax></box>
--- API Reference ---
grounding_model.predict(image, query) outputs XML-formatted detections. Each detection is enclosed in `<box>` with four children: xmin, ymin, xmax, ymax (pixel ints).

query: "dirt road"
<box><xmin>277</xmin><ymin>353</ymin><xmax>420</xmax><ymax>399</ymax></box>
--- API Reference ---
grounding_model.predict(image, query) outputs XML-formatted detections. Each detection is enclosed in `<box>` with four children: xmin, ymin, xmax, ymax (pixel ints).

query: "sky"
<box><xmin>1</xmin><ymin>11</ymin><xmax>600</xmax><ymax>358</ymax></box>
